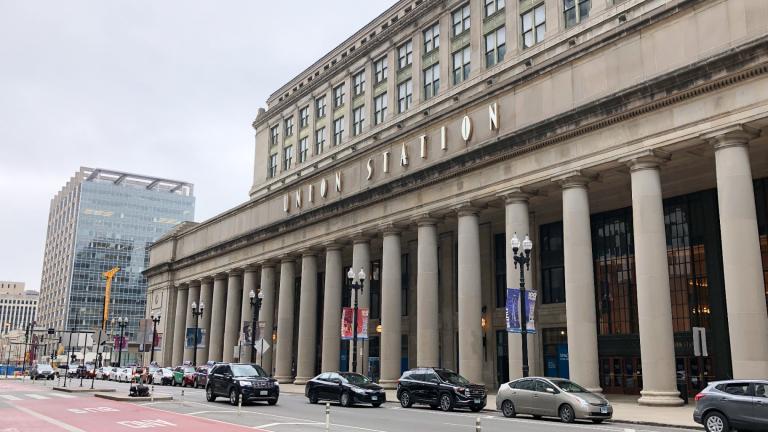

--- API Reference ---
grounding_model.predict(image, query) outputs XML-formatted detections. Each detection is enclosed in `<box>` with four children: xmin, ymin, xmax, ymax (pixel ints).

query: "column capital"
<box><xmin>323</xmin><ymin>242</ymin><xmax>345</xmax><ymax>251</ymax></box>
<box><xmin>350</xmin><ymin>232</ymin><xmax>372</xmax><ymax>244</ymax></box>
<box><xmin>701</xmin><ymin>124</ymin><xmax>760</xmax><ymax>149</ymax></box>
<box><xmin>176</xmin><ymin>283</ymin><xmax>189</xmax><ymax>291</ymax></box>
<box><xmin>619</xmin><ymin>149</ymin><xmax>671</xmax><ymax>172</ymax></box>
<box><xmin>552</xmin><ymin>171</ymin><xmax>596</xmax><ymax>189</ymax></box>
<box><xmin>213</xmin><ymin>272</ymin><xmax>229</xmax><ymax>281</ymax></box>
<box><xmin>411</xmin><ymin>213</ymin><xmax>440</xmax><ymax>226</ymax></box>
<box><xmin>256</xmin><ymin>259</ymin><xmax>277</xmax><ymax>269</ymax></box>
<box><xmin>189</xmin><ymin>280</ymin><xmax>202</xmax><ymax>288</ymax></box>
<box><xmin>243</xmin><ymin>264</ymin><xmax>259</xmax><ymax>273</ymax></box>
<box><xmin>497</xmin><ymin>187</ymin><xmax>534</xmax><ymax>204</ymax></box>
<box><xmin>451</xmin><ymin>201</ymin><xmax>483</xmax><ymax>217</ymax></box>
<box><xmin>298</xmin><ymin>248</ymin><xmax>319</xmax><ymax>257</ymax></box>
<box><xmin>279</xmin><ymin>254</ymin><xmax>296</xmax><ymax>264</ymax></box>
<box><xmin>201</xmin><ymin>276</ymin><xmax>214</xmax><ymax>284</ymax></box>
<box><xmin>227</xmin><ymin>268</ymin><xmax>244</xmax><ymax>277</ymax></box>
<box><xmin>379</xmin><ymin>222</ymin><xmax>404</xmax><ymax>235</ymax></box>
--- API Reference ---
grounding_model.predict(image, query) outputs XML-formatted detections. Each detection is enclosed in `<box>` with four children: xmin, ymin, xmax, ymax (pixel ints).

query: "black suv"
<box><xmin>397</xmin><ymin>367</ymin><xmax>486</xmax><ymax>412</ymax></box>
<box><xmin>205</xmin><ymin>363</ymin><xmax>279</xmax><ymax>406</ymax></box>
<box><xmin>305</xmin><ymin>372</ymin><xmax>385</xmax><ymax>407</ymax></box>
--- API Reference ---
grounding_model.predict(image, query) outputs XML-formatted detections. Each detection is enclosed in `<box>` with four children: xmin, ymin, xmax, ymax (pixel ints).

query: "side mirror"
<box><xmin>546</xmin><ymin>387</ymin><xmax>556</xmax><ymax>394</ymax></box>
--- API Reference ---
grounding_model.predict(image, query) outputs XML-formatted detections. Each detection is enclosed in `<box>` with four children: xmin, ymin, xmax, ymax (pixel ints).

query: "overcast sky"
<box><xmin>0</xmin><ymin>0</ymin><xmax>397</xmax><ymax>291</ymax></box>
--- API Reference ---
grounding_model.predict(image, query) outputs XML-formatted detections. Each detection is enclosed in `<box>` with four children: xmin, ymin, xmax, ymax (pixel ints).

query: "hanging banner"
<box><xmin>114</xmin><ymin>335</ymin><xmax>128</xmax><ymax>349</ymax></box>
<box><xmin>341</xmin><ymin>307</ymin><xmax>369</xmax><ymax>340</ymax></box>
<box><xmin>525</xmin><ymin>290</ymin><xmax>538</xmax><ymax>334</ymax></box>
<box><xmin>184</xmin><ymin>328</ymin><xmax>206</xmax><ymax>349</ymax></box>
<box><xmin>506</xmin><ymin>288</ymin><xmax>521</xmax><ymax>333</ymax></box>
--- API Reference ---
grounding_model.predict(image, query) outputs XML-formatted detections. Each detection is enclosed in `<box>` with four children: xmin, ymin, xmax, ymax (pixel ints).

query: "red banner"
<box><xmin>341</xmin><ymin>307</ymin><xmax>369</xmax><ymax>340</ymax></box>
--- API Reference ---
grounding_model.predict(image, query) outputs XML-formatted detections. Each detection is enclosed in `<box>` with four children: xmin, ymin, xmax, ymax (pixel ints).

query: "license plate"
<box><xmin>260</xmin><ymin>391</ymin><xmax>268</xmax><ymax>396</ymax></box>
<box><xmin>371</xmin><ymin>396</ymin><xmax>378</xmax><ymax>401</ymax></box>
<box><xmin>600</xmin><ymin>406</ymin><xmax>608</xmax><ymax>414</ymax></box>
<box><xmin>474</xmin><ymin>398</ymin><xmax>482</xmax><ymax>404</ymax></box>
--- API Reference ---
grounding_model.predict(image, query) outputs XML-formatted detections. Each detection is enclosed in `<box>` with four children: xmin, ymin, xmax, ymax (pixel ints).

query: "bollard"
<box><xmin>475</xmin><ymin>417</ymin><xmax>481</xmax><ymax>432</ymax></box>
<box><xmin>181</xmin><ymin>389</ymin><xmax>185</xmax><ymax>406</ymax></box>
<box><xmin>238</xmin><ymin>396</ymin><xmax>242</xmax><ymax>416</ymax></box>
<box><xmin>151</xmin><ymin>384</ymin><xmax>155</xmax><ymax>403</ymax></box>
<box><xmin>325</xmin><ymin>402</ymin><xmax>330</xmax><ymax>431</ymax></box>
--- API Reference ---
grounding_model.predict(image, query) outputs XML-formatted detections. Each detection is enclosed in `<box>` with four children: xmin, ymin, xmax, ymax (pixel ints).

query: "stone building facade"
<box><xmin>145</xmin><ymin>0</ymin><xmax>768</xmax><ymax>406</ymax></box>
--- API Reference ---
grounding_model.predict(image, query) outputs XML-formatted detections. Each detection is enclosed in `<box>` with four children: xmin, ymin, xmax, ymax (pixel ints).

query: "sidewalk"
<box><xmin>278</xmin><ymin>384</ymin><xmax>699</xmax><ymax>429</ymax></box>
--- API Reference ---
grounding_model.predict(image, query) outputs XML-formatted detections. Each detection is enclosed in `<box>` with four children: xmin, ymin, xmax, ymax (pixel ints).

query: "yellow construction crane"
<box><xmin>102</xmin><ymin>267</ymin><xmax>120</xmax><ymax>331</ymax></box>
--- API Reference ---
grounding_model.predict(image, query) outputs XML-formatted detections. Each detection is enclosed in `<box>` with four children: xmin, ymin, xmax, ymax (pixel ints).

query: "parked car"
<box><xmin>152</xmin><ymin>367</ymin><xmax>174</xmax><ymax>386</ymax></box>
<box><xmin>397</xmin><ymin>367</ymin><xmax>486</xmax><ymax>412</ymax></box>
<box><xmin>146</xmin><ymin>365</ymin><xmax>160</xmax><ymax>384</ymax></box>
<box><xmin>66</xmin><ymin>363</ymin><xmax>79</xmax><ymax>378</ymax></box>
<box><xmin>172</xmin><ymin>365</ymin><xmax>196</xmax><ymax>386</ymax></box>
<box><xmin>496</xmin><ymin>377</ymin><xmax>611</xmax><ymax>424</ymax></box>
<box><xmin>306</xmin><ymin>372</ymin><xmax>385</xmax><ymax>407</ymax></box>
<box><xmin>30</xmin><ymin>364</ymin><xmax>55</xmax><ymax>380</ymax></box>
<box><xmin>194</xmin><ymin>366</ymin><xmax>210</xmax><ymax>388</ymax></box>
<box><xmin>114</xmin><ymin>367</ymin><xmax>135</xmax><ymax>383</ymax></box>
<box><xmin>205</xmin><ymin>363</ymin><xmax>279</xmax><ymax>406</ymax></box>
<box><xmin>76</xmin><ymin>364</ymin><xmax>95</xmax><ymax>379</ymax></box>
<box><xmin>102</xmin><ymin>366</ymin><xmax>119</xmax><ymax>380</ymax></box>
<box><xmin>694</xmin><ymin>380</ymin><xmax>768</xmax><ymax>432</ymax></box>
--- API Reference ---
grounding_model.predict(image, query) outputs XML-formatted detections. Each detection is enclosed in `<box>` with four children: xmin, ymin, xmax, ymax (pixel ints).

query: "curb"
<box><xmin>54</xmin><ymin>386</ymin><xmax>116</xmax><ymax>393</ymax></box>
<box><xmin>95</xmin><ymin>393</ymin><xmax>173</xmax><ymax>402</ymax></box>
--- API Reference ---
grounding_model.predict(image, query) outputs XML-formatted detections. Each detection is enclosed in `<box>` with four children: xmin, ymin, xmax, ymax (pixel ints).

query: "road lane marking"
<box><xmin>9</xmin><ymin>404</ymin><xmax>86</xmax><ymax>432</ymax></box>
<box><xmin>0</xmin><ymin>395</ymin><xmax>21</xmax><ymax>400</ymax></box>
<box><xmin>25</xmin><ymin>393</ymin><xmax>50</xmax><ymax>399</ymax></box>
<box><xmin>255</xmin><ymin>422</ymin><xmax>319</xmax><ymax>428</ymax></box>
<box><xmin>50</xmin><ymin>393</ymin><xmax>77</xmax><ymax>398</ymax></box>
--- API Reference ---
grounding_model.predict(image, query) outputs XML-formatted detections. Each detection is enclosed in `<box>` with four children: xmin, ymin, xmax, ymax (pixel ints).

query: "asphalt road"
<box><xmin>0</xmin><ymin>378</ymin><xmax>700</xmax><ymax>432</ymax></box>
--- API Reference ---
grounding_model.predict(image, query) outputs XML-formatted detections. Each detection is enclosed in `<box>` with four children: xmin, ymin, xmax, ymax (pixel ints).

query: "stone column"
<box><xmin>275</xmin><ymin>258</ymin><xmax>296</xmax><ymax>383</ymax></box>
<box><xmin>207</xmin><ymin>274</ymin><xmax>228</xmax><ymax>362</ymax></box>
<box><xmin>222</xmin><ymin>270</ymin><xmax>243</xmax><ymax>363</ymax></box>
<box><xmin>350</xmin><ymin>237</ymin><xmax>371</xmax><ymax>374</ymax></box>
<box><xmin>198</xmin><ymin>278</ymin><xmax>213</xmax><ymax>364</ymax></box>
<box><xmin>456</xmin><ymin>205</ymin><xmax>483</xmax><ymax>384</ymax></box>
<box><xmin>183</xmin><ymin>281</ymin><xmax>201</xmax><ymax>362</ymax></box>
<box><xmin>295</xmin><ymin>252</ymin><xmax>319</xmax><ymax>384</ymax></box>
<box><xmin>416</xmin><ymin>217</ymin><xmax>440</xmax><ymax>367</ymax></box>
<box><xmin>556</xmin><ymin>173</ymin><xmax>601</xmax><ymax>393</ymax></box>
<box><xmin>380</xmin><ymin>227</ymin><xmax>402</xmax><ymax>388</ymax></box>
<box><xmin>709</xmin><ymin>126</ymin><xmax>768</xmax><ymax>378</ymax></box>
<box><xmin>172</xmin><ymin>285</ymin><xmax>188</xmax><ymax>366</ymax></box>
<box><xmin>321</xmin><ymin>244</ymin><xmax>343</xmax><ymax>372</ymax></box>
<box><xmin>260</xmin><ymin>263</ymin><xmax>277</xmax><ymax>375</ymax></box>
<box><xmin>500</xmin><ymin>189</ymin><xmax>535</xmax><ymax>380</ymax></box>
<box><xmin>240</xmin><ymin>267</ymin><xmax>259</xmax><ymax>363</ymax></box>
<box><xmin>622</xmin><ymin>151</ymin><xmax>682</xmax><ymax>406</ymax></box>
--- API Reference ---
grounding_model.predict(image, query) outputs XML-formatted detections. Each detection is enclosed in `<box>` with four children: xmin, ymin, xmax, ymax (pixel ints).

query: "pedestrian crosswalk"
<box><xmin>0</xmin><ymin>392</ymin><xmax>76</xmax><ymax>401</ymax></box>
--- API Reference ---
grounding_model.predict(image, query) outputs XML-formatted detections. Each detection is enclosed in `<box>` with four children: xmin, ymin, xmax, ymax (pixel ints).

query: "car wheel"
<box><xmin>439</xmin><ymin>393</ymin><xmax>454</xmax><ymax>412</ymax></box>
<box><xmin>206</xmin><ymin>386</ymin><xmax>216</xmax><ymax>402</ymax></box>
<box><xmin>399</xmin><ymin>391</ymin><xmax>413</xmax><ymax>408</ymax></box>
<box><xmin>704</xmin><ymin>411</ymin><xmax>729</xmax><ymax>432</ymax></box>
<box><xmin>340</xmin><ymin>391</ymin><xmax>353</xmax><ymax>408</ymax></box>
<box><xmin>229</xmin><ymin>388</ymin><xmax>240</xmax><ymax>406</ymax></box>
<box><xmin>268</xmin><ymin>399</ymin><xmax>278</xmax><ymax>406</ymax></box>
<box><xmin>308</xmin><ymin>390</ymin><xmax>318</xmax><ymax>404</ymax></box>
<box><xmin>559</xmin><ymin>404</ymin><xmax>575</xmax><ymax>423</ymax></box>
<box><xmin>501</xmin><ymin>400</ymin><xmax>516</xmax><ymax>418</ymax></box>
<box><xmin>194</xmin><ymin>379</ymin><xmax>199</xmax><ymax>389</ymax></box>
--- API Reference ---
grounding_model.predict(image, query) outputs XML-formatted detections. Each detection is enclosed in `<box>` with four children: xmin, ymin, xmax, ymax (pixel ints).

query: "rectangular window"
<box><xmin>333</xmin><ymin>117</ymin><xmax>344</xmax><ymax>145</ymax></box>
<box><xmin>283</xmin><ymin>146</ymin><xmax>293</xmax><ymax>170</ymax></box>
<box><xmin>485</xmin><ymin>26</ymin><xmax>506</xmax><ymax>67</ymax></box>
<box><xmin>452</xmin><ymin>3</ymin><xmax>471</xmax><ymax>36</ymax></box>
<box><xmin>564</xmin><ymin>0</ymin><xmax>590</xmax><ymax>28</ymax></box>
<box><xmin>540</xmin><ymin>222</ymin><xmax>565</xmax><ymax>304</ymax></box>
<box><xmin>298</xmin><ymin>137</ymin><xmax>308</xmax><ymax>163</ymax></box>
<box><xmin>352</xmin><ymin>106</ymin><xmax>365</xmax><ymax>136</ymax></box>
<box><xmin>423</xmin><ymin>22</ymin><xmax>440</xmax><ymax>53</ymax></box>
<box><xmin>374</xmin><ymin>56</ymin><xmax>388</xmax><ymax>84</ymax></box>
<box><xmin>268</xmin><ymin>153</ymin><xmax>277</xmax><ymax>177</ymax></box>
<box><xmin>422</xmin><ymin>63</ymin><xmax>440</xmax><ymax>100</ymax></box>
<box><xmin>398</xmin><ymin>40</ymin><xmax>413</xmax><ymax>69</ymax></box>
<box><xmin>316</xmin><ymin>96</ymin><xmax>327</xmax><ymax>118</ymax></box>
<box><xmin>485</xmin><ymin>0</ymin><xmax>505</xmax><ymax>17</ymax></box>
<box><xmin>333</xmin><ymin>84</ymin><xmax>345</xmax><ymax>108</ymax></box>
<box><xmin>284</xmin><ymin>116</ymin><xmax>294</xmax><ymax>137</ymax></box>
<box><xmin>299</xmin><ymin>106</ymin><xmax>309</xmax><ymax>128</ymax></box>
<box><xmin>397</xmin><ymin>79</ymin><xmax>413</xmax><ymax>113</ymax></box>
<box><xmin>522</xmin><ymin>4</ymin><xmax>546</xmax><ymax>49</ymax></box>
<box><xmin>270</xmin><ymin>125</ymin><xmax>279</xmax><ymax>146</ymax></box>
<box><xmin>374</xmin><ymin>93</ymin><xmax>387</xmax><ymax>125</ymax></box>
<box><xmin>353</xmin><ymin>70</ymin><xmax>365</xmax><ymax>96</ymax></box>
<box><xmin>315</xmin><ymin>127</ymin><xmax>326</xmax><ymax>155</ymax></box>
<box><xmin>452</xmin><ymin>46</ymin><xmax>471</xmax><ymax>84</ymax></box>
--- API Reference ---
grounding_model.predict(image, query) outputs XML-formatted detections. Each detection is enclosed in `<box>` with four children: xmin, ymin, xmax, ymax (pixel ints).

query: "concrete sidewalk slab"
<box><xmin>94</xmin><ymin>392</ymin><xmax>173</xmax><ymax>402</ymax></box>
<box><xmin>54</xmin><ymin>386</ymin><xmax>116</xmax><ymax>393</ymax></box>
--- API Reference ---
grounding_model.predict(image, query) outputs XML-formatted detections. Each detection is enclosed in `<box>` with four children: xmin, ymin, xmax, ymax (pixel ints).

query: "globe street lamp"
<box><xmin>249</xmin><ymin>289</ymin><xmax>264</xmax><ymax>364</ymax></box>
<box><xmin>116</xmin><ymin>317</ymin><xmax>128</xmax><ymax>367</ymax></box>
<box><xmin>510</xmin><ymin>233</ymin><xmax>534</xmax><ymax>377</ymax></box>
<box><xmin>190</xmin><ymin>301</ymin><xmax>204</xmax><ymax>366</ymax></box>
<box><xmin>347</xmin><ymin>268</ymin><xmax>366</xmax><ymax>374</ymax></box>
<box><xmin>150</xmin><ymin>314</ymin><xmax>161</xmax><ymax>364</ymax></box>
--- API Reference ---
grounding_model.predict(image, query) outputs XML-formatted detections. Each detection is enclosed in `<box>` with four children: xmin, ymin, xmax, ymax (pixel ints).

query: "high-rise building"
<box><xmin>37</xmin><ymin>168</ymin><xmax>194</xmax><ymax>346</ymax></box>
<box><xmin>0</xmin><ymin>281</ymin><xmax>38</xmax><ymax>334</ymax></box>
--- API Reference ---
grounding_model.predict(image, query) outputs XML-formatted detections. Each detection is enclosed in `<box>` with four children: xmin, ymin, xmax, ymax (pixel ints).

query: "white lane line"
<box><xmin>49</xmin><ymin>393</ymin><xmax>76</xmax><ymax>398</ymax></box>
<box><xmin>0</xmin><ymin>395</ymin><xmax>21</xmax><ymax>400</ymax></box>
<box><xmin>255</xmin><ymin>422</ymin><xmax>319</xmax><ymax>428</ymax></box>
<box><xmin>10</xmin><ymin>404</ymin><xmax>86</xmax><ymax>432</ymax></box>
<box><xmin>24</xmin><ymin>394</ymin><xmax>49</xmax><ymax>400</ymax></box>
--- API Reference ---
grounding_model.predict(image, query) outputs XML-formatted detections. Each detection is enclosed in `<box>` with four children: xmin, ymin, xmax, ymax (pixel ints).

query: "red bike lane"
<box><xmin>5</xmin><ymin>396</ymin><xmax>266</xmax><ymax>432</ymax></box>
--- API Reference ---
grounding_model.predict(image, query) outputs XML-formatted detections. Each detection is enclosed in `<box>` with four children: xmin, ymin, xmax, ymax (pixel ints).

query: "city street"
<box><xmin>0</xmin><ymin>379</ymin><xmax>701</xmax><ymax>432</ymax></box>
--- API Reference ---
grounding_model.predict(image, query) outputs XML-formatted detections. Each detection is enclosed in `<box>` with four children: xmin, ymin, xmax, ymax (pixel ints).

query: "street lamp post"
<box><xmin>116</xmin><ymin>317</ymin><xmax>127</xmax><ymax>368</ymax></box>
<box><xmin>150</xmin><ymin>314</ymin><xmax>161</xmax><ymax>364</ymax></box>
<box><xmin>190</xmin><ymin>302</ymin><xmax>204</xmax><ymax>366</ymax></box>
<box><xmin>64</xmin><ymin>308</ymin><xmax>85</xmax><ymax>388</ymax></box>
<box><xmin>249</xmin><ymin>289</ymin><xmax>264</xmax><ymax>364</ymax></box>
<box><xmin>347</xmin><ymin>268</ymin><xmax>366</xmax><ymax>374</ymax></box>
<box><xmin>510</xmin><ymin>233</ymin><xmax>534</xmax><ymax>378</ymax></box>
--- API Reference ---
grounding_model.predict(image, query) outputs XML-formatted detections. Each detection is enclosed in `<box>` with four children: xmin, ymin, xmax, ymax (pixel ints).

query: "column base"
<box><xmin>378</xmin><ymin>379</ymin><xmax>398</xmax><ymax>390</ymax></box>
<box><xmin>275</xmin><ymin>376</ymin><xmax>294</xmax><ymax>384</ymax></box>
<box><xmin>293</xmin><ymin>377</ymin><xmax>311</xmax><ymax>385</ymax></box>
<box><xmin>638</xmin><ymin>390</ymin><xmax>684</xmax><ymax>406</ymax></box>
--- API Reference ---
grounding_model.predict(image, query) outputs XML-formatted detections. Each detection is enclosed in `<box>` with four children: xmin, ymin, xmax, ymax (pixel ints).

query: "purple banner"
<box><xmin>506</xmin><ymin>288</ymin><xmax>521</xmax><ymax>333</ymax></box>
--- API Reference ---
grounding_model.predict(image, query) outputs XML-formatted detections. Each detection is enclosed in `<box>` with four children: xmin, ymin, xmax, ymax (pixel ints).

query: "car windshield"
<box><xmin>38</xmin><ymin>365</ymin><xmax>53</xmax><ymax>371</ymax></box>
<box><xmin>182</xmin><ymin>366</ymin><xmax>195</xmax><ymax>373</ymax></box>
<box><xmin>340</xmin><ymin>373</ymin><xmax>371</xmax><ymax>385</ymax></box>
<box><xmin>550</xmin><ymin>379</ymin><xmax>588</xmax><ymax>393</ymax></box>
<box><xmin>435</xmin><ymin>370</ymin><xmax>470</xmax><ymax>386</ymax></box>
<box><xmin>230</xmin><ymin>364</ymin><xmax>266</xmax><ymax>378</ymax></box>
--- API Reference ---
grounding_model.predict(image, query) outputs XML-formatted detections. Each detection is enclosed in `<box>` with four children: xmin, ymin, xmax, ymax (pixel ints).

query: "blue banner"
<box><xmin>506</xmin><ymin>288</ymin><xmax>521</xmax><ymax>333</ymax></box>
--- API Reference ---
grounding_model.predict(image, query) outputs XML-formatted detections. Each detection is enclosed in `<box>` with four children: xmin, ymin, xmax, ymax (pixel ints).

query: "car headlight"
<box><xmin>239</xmin><ymin>380</ymin><xmax>253</xmax><ymax>387</ymax></box>
<box><xmin>352</xmin><ymin>387</ymin><xmax>367</xmax><ymax>395</ymax></box>
<box><xmin>577</xmin><ymin>398</ymin><xmax>589</xmax><ymax>407</ymax></box>
<box><xmin>273</xmin><ymin>381</ymin><xmax>279</xmax><ymax>387</ymax></box>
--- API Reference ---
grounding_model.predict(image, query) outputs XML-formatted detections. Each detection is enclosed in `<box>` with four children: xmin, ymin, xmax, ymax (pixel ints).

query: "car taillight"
<box><xmin>694</xmin><ymin>393</ymin><xmax>705</xmax><ymax>401</ymax></box>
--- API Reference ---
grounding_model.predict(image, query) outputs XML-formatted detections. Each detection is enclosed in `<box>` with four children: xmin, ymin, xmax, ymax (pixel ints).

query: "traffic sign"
<box><xmin>253</xmin><ymin>338</ymin><xmax>270</xmax><ymax>355</ymax></box>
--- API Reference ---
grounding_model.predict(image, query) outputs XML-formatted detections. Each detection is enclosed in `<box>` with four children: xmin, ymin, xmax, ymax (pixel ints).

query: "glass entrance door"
<box><xmin>600</xmin><ymin>357</ymin><xmax>642</xmax><ymax>394</ymax></box>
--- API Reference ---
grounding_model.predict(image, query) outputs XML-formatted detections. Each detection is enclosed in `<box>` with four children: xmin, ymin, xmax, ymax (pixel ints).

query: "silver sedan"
<box><xmin>496</xmin><ymin>377</ymin><xmax>612</xmax><ymax>424</ymax></box>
